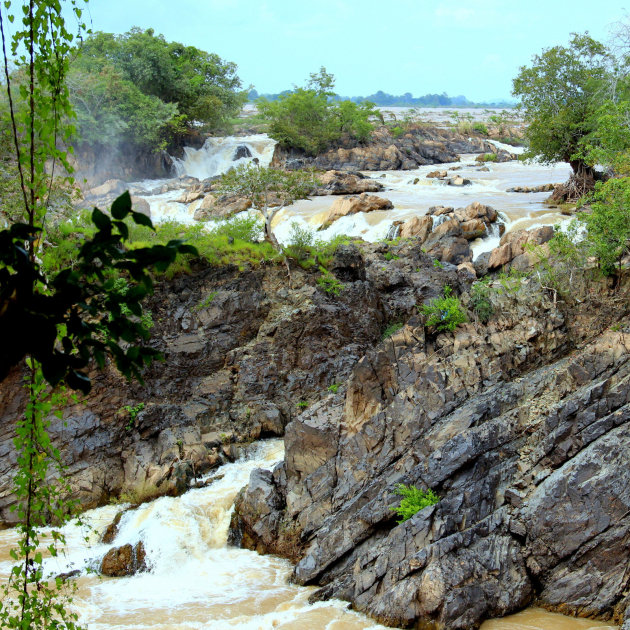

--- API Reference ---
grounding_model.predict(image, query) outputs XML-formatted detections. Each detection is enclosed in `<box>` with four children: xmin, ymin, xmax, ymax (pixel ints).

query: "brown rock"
<box><xmin>460</xmin><ymin>219</ymin><xmax>487</xmax><ymax>240</ymax></box>
<box><xmin>426</xmin><ymin>170</ymin><xmax>448</xmax><ymax>179</ymax></box>
<box><xmin>429</xmin><ymin>218</ymin><xmax>462</xmax><ymax>241</ymax></box>
<box><xmin>426</xmin><ymin>236</ymin><xmax>472</xmax><ymax>265</ymax></box>
<box><xmin>319</xmin><ymin>193</ymin><xmax>393</xmax><ymax>229</ymax></box>
<box><xmin>101</xmin><ymin>511</ymin><xmax>123</xmax><ymax>544</ymax></box>
<box><xmin>499</xmin><ymin>226</ymin><xmax>554</xmax><ymax>259</ymax></box>
<box><xmin>488</xmin><ymin>243</ymin><xmax>513</xmax><ymax>269</ymax></box>
<box><xmin>87</xmin><ymin>179</ymin><xmax>126</xmax><ymax>199</ymax></box>
<box><xmin>428</xmin><ymin>206</ymin><xmax>454</xmax><ymax>217</ymax></box>
<box><xmin>399</xmin><ymin>215</ymin><xmax>432</xmax><ymax>241</ymax></box>
<box><xmin>316</xmin><ymin>170</ymin><xmax>384</xmax><ymax>195</ymax></box>
<box><xmin>447</xmin><ymin>176</ymin><xmax>471</xmax><ymax>187</ymax></box>
<box><xmin>100</xmin><ymin>541</ymin><xmax>147</xmax><ymax>577</ymax></box>
<box><xmin>130</xmin><ymin>196</ymin><xmax>151</xmax><ymax>219</ymax></box>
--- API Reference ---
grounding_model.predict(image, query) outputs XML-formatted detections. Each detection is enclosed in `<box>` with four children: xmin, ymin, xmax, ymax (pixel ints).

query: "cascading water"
<box><xmin>0</xmin><ymin>440</ymin><xmax>394</xmax><ymax>630</ymax></box>
<box><xmin>173</xmin><ymin>134</ymin><xmax>277</xmax><ymax>180</ymax></box>
<box><xmin>0</xmin><ymin>438</ymin><xmax>618</xmax><ymax>629</ymax></box>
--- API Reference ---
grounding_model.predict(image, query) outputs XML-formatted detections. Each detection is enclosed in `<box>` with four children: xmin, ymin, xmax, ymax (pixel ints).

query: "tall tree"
<box><xmin>512</xmin><ymin>33</ymin><xmax>611</xmax><ymax>177</ymax></box>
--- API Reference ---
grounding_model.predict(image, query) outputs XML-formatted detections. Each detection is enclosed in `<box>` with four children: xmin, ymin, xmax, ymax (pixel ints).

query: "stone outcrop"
<box><xmin>272</xmin><ymin>125</ymin><xmax>516</xmax><ymax>172</ymax></box>
<box><xmin>478</xmin><ymin>226</ymin><xmax>555</xmax><ymax>273</ymax></box>
<box><xmin>313</xmin><ymin>170</ymin><xmax>384</xmax><ymax>196</ymax></box>
<box><xmin>388</xmin><ymin>202</ymin><xmax>503</xmax><ymax>266</ymax></box>
<box><xmin>231</xmin><ymin>271</ymin><xmax>630</xmax><ymax>629</ymax></box>
<box><xmin>507</xmin><ymin>184</ymin><xmax>558</xmax><ymax>193</ymax></box>
<box><xmin>318</xmin><ymin>193</ymin><xmax>394</xmax><ymax>229</ymax></box>
<box><xmin>100</xmin><ymin>541</ymin><xmax>148</xmax><ymax>577</ymax></box>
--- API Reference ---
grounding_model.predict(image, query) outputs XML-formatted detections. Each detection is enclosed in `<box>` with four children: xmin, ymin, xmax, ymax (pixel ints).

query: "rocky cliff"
<box><xmin>230</xmin><ymin>259</ymin><xmax>630</xmax><ymax>629</ymax></box>
<box><xmin>0</xmin><ymin>243</ymin><xmax>465</xmax><ymax>524</ymax></box>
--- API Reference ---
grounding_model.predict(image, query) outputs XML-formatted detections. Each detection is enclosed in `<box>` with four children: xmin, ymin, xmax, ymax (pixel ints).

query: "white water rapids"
<box><xmin>128</xmin><ymin>134</ymin><xmax>573</xmax><ymax>257</ymax></box>
<box><xmin>0</xmin><ymin>441</ymin><xmax>618</xmax><ymax>629</ymax></box>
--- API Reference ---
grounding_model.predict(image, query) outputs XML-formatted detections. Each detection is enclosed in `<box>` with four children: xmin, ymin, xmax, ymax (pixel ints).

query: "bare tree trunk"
<box><xmin>264</xmin><ymin>205</ymin><xmax>284</xmax><ymax>252</ymax></box>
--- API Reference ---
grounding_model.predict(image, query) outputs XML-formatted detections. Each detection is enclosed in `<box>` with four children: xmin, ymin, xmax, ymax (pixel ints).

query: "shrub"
<box><xmin>390</xmin><ymin>483</ymin><xmax>439</xmax><ymax>523</ymax></box>
<box><xmin>285</xmin><ymin>221</ymin><xmax>314</xmax><ymax>260</ymax></box>
<box><xmin>476</xmin><ymin>152</ymin><xmax>498</xmax><ymax>162</ymax></box>
<box><xmin>422</xmin><ymin>285</ymin><xmax>467</xmax><ymax>332</ymax></box>
<box><xmin>317</xmin><ymin>268</ymin><xmax>344</xmax><ymax>296</ymax></box>
<box><xmin>473</xmin><ymin>122</ymin><xmax>489</xmax><ymax>135</ymax></box>
<box><xmin>470</xmin><ymin>279</ymin><xmax>494</xmax><ymax>323</ymax></box>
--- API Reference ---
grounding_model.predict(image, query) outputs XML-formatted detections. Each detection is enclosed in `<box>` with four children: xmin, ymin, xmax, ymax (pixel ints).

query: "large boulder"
<box><xmin>231</xmin><ymin>272</ymin><xmax>630</xmax><ymax>630</ymax></box>
<box><xmin>100</xmin><ymin>541</ymin><xmax>147</xmax><ymax>577</ymax></box>
<box><xmin>486</xmin><ymin>226</ymin><xmax>555</xmax><ymax>270</ymax></box>
<box><xmin>399</xmin><ymin>215</ymin><xmax>433</xmax><ymax>241</ymax></box>
<box><xmin>315</xmin><ymin>170</ymin><xmax>384</xmax><ymax>195</ymax></box>
<box><xmin>319</xmin><ymin>193</ymin><xmax>393</xmax><ymax>229</ymax></box>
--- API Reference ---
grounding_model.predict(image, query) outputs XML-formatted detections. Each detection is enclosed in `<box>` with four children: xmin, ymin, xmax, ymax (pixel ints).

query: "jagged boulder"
<box><xmin>314</xmin><ymin>170</ymin><xmax>384</xmax><ymax>195</ymax></box>
<box><xmin>231</xmin><ymin>273</ymin><xmax>630</xmax><ymax>630</ymax></box>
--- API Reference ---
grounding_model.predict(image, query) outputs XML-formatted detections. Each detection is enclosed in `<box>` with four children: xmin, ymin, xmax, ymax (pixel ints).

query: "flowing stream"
<box><xmin>0</xmin><ymin>441</ymin><xmax>618</xmax><ymax>629</ymax></box>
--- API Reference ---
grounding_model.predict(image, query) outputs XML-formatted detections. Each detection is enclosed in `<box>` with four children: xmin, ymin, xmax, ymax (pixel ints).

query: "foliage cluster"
<box><xmin>282</xmin><ymin>221</ymin><xmax>352</xmax><ymax>270</ymax></box>
<box><xmin>421</xmin><ymin>285</ymin><xmax>467</xmax><ymax>332</ymax></box>
<box><xmin>68</xmin><ymin>28</ymin><xmax>246</xmax><ymax>153</ymax></box>
<box><xmin>512</xmin><ymin>32</ymin><xmax>630</xmax><ymax>178</ymax></box>
<box><xmin>258</xmin><ymin>68</ymin><xmax>377</xmax><ymax>156</ymax></box>
<box><xmin>390</xmin><ymin>483</ymin><xmax>439</xmax><ymax>524</ymax></box>
<box><xmin>470</xmin><ymin>279</ymin><xmax>494</xmax><ymax>323</ymax></box>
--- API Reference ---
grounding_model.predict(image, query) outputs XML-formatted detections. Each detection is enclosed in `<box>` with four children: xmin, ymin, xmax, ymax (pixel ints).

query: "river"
<box><xmin>0</xmin><ymin>440</ymin><xmax>618</xmax><ymax>629</ymax></box>
<box><xmin>128</xmin><ymin>133</ymin><xmax>572</xmax><ymax>258</ymax></box>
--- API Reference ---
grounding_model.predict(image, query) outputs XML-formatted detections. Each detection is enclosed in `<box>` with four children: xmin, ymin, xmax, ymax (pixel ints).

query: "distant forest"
<box><xmin>247</xmin><ymin>88</ymin><xmax>515</xmax><ymax>108</ymax></box>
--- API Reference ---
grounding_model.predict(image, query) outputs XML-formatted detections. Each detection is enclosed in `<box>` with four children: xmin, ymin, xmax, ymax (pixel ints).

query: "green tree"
<box><xmin>258</xmin><ymin>67</ymin><xmax>376</xmax><ymax>156</ymax></box>
<box><xmin>582</xmin><ymin>177</ymin><xmax>630</xmax><ymax>275</ymax></box>
<box><xmin>219</xmin><ymin>163</ymin><xmax>317</xmax><ymax>251</ymax></box>
<box><xmin>67</xmin><ymin>28</ymin><xmax>246</xmax><ymax>154</ymax></box>
<box><xmin>512</xmin><ymin>33</ymin><xmax>611</xmax><ymax>177</ymax></box>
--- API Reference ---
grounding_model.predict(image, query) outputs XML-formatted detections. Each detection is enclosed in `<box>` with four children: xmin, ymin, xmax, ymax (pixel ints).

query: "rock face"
<box><xmin>100</xmin><ymin>541</ymin><xmax>147</xmax><ymax>577</ymax></box>
<box><xmin>0</xmin><ymin>245</ymin><xmax>465</xmax><ymax>523</ymax></box>
<box><xmin>231</xmin><ymin>271</ymin><xmax>630</xmax><ymax>629</ymax></box>
<box><xmin>272</xmin><ymin>125</ymin><xmax>514</xmax><ymax>172</ymax></box>
<box><xmin>485</xmin><ymin>226</ymin><xmax>555</xmax><ymax>272</ymax></box>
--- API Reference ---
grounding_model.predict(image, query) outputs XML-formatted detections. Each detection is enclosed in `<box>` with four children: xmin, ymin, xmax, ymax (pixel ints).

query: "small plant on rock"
<box><xmin>470</xmin><ymin>279</ymin><xmax>494</xmax><ymax>323</ymax></box>
<box><xmin>382</xmin><ymin>322</ymin><xmax>403</xmax><ymax>340</ymax></box>
<box><xmin>317</xmin><ymin>268</ymin><xmax>344</xmax><ymax>296</ymax></box>
<box><xmin>390</xmin><ymin>483</ymin><xmax>439</xmax><ymax>523</ymax></box>
<box><xmin>327</xmin><ymin>383</ymin><xmax>339</xmax><ymax>393</ymax></box>
<box><xmin>422</xmin><ymin>285</ymin><xmax>467</xmax><ymax>332</ymax></box>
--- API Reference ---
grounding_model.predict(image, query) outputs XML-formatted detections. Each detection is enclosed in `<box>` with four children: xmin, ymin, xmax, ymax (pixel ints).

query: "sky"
<box><xmin>78</xmin><ymin>0</ymin><xmax>628</xmax><ymax>102</ymax></box>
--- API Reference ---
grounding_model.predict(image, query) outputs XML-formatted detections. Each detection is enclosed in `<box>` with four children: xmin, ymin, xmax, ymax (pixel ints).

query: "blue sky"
<box><xmin>81</xmin><ymin>0</ymin><xmax>628</xmax><ymax>101</ymax></box>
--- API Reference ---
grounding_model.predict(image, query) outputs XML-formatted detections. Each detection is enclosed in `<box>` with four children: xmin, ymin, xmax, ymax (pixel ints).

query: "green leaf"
<box><xmin>111</xmin><ymin>191</ymin><xmax>132</xmax><ymax>219</ymax></box>
<box><xmin>91</xmin><ymin>207</ymin><xmax>111</xmax><ymax>231</ymax></box>
<box><xmin>131</xmin><ymin>211</ymin><xmax>154</xmax><ymax>229</ymax></box>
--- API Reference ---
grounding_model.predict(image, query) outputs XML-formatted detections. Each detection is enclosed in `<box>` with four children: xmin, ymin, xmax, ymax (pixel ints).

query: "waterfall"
<box><xmin>172</xmin><ymin>134</ymin><xmax>277</xmax><ymax>180</ymax></box>
<box><xmin>0</xmin><ymin>439</ymin><xmax>392</xmax><ymax>629</ymax></box>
